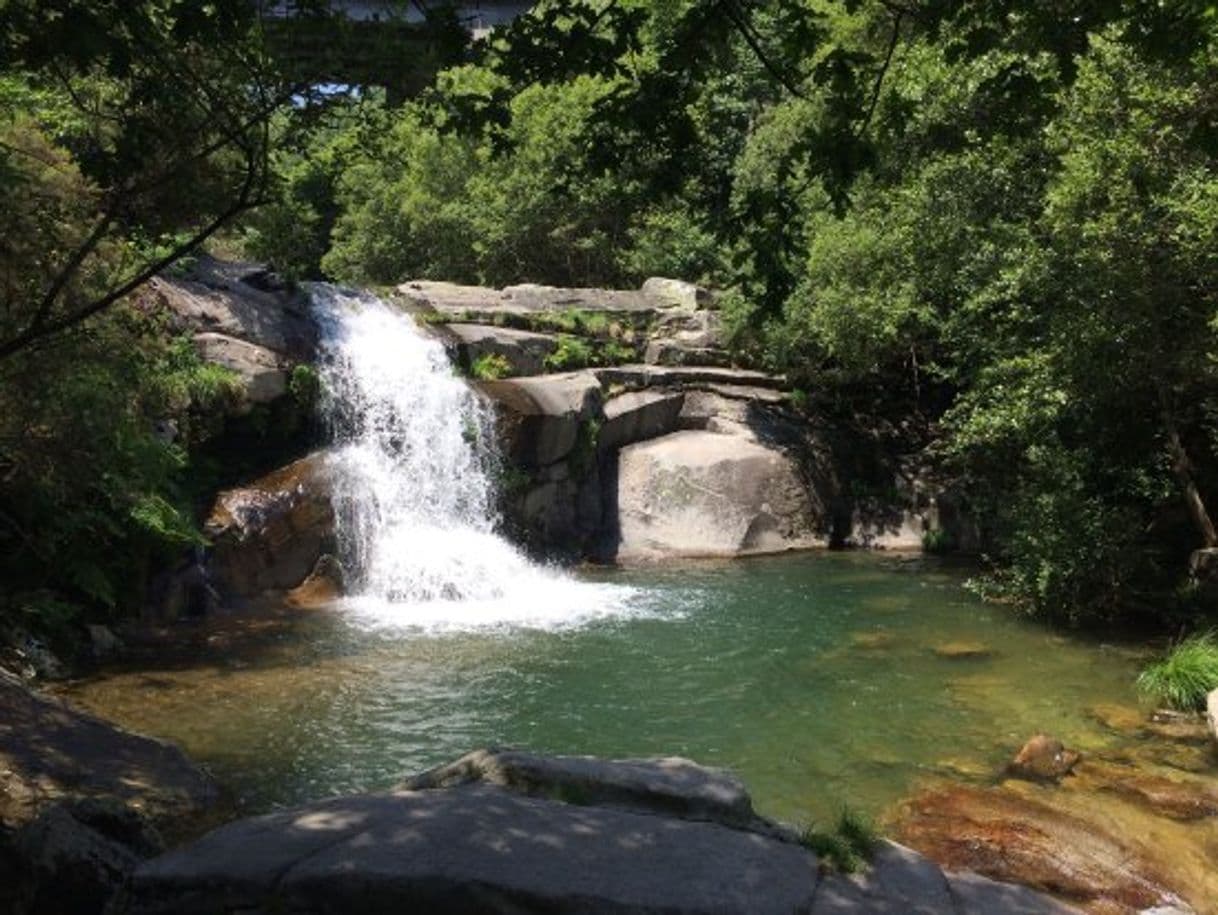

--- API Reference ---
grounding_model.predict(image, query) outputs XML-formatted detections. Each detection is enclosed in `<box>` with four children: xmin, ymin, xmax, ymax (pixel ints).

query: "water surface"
<box><xmin>65</xmin><ymin>552</ymin><xmax>1146</xmax><ymax>826</ymax></box>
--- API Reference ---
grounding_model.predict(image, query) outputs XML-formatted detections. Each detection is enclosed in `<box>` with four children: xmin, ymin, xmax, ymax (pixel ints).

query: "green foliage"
<box><xmin>470</xmin><ymin>353</ymin><xmax>514</xmax><ymax>380</ymax></box>
<box><xmin>799</xmin><ymin>808</ymin><xmax>879</xmax><ymax>874</ymax></box>
<box><xmin>569</xmin><ymin>419</ymin><xmax>601</xmax><ymax>479</ymax></box>
<box><xmin>0</xmin><ymin>302</ymin><xmax>235</xmax><ymax>619</ymax></box>
<box><xmin>544</xmin><ymin>336</ymin><xmax>594</xmax><ymax>372</ymax></box>
<box><xmin>921</xmin><ymin>528</ymin><xmax>955</xmax><ymax>556</ymax></box>
<box><xmin>1136</xmin><ymin>632</ymin><xmax>1218</xmax><ymax>711</ymax></box>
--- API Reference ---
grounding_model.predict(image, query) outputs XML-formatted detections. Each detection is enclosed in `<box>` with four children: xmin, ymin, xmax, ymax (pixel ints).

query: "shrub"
<box><xmin>470</xmin><ymin>353</ymin><xmax>513</xmax><ymax>380</ymax></box>
<box><xmin>798</xmin><ymin>807</ymin><xmax>879</xmax><ymax>874</ymax></box>
<box><xmin>544</xmin><ymin>336</ymin><xmax>593</xmax><ymax>371</ymax></box>
<box><xmin>1136</xmin><ymin>632</ymin><xmax>1218</xmax><ymax>711</ymax></box>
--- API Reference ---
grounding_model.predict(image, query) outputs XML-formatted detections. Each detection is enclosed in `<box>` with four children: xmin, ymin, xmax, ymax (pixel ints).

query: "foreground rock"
<box><xmin>204</xmin><ymin>451</ymin><xmax>336</xmax><ymax>603</ymax></box>
<box><xmin>0</xmin><ymin>672</ymin><xmax>217</xmax><ymax>830</ymax></box>
<box><xmin>120</xmin><ymin>749</ymin><xmax>1074</xmax><ymax>915</ymax></box>
<box><xmin>0</xmin><ymin>673</ymin><xmax>218</xmax><ymax>915</ymax></box>
<box><xmin>615</xmin><ymin>430</ymin><xmax>821</xmax><ymax>559</ymax></box>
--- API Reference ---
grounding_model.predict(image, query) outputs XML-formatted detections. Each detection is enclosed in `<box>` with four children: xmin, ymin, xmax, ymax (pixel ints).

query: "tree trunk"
<box><xmin>1161</xmin><ymin>404</ymin><xmax>1218</xmax><ymax>548</ymax></box>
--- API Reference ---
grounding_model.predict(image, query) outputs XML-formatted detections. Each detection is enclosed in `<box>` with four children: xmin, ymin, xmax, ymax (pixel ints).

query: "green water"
<box><xmin>65</xmin><ymin>552</ymin><xmax>1147</xmax><ymax>825</ymax></box>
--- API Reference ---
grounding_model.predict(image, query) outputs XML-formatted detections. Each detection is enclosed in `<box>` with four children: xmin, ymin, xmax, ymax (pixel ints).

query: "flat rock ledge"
<box><xmin>119</xmin><ymin>749</ymin><xmax>1076</xmax><ymax>915</ymax></box>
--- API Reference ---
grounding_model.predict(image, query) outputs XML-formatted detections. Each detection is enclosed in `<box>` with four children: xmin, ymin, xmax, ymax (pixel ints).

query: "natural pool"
<box><xmin>63</xmin><ymin>552</ymin><xmax>1150</xmax><ymax>826</ymax></box>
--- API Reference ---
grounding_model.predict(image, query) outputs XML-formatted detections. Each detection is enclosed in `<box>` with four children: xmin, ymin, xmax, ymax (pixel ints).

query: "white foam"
<box><xmin>311</xmin><ymin>285</ymin><xmax>650</xmax><ymax>634</ymax></box>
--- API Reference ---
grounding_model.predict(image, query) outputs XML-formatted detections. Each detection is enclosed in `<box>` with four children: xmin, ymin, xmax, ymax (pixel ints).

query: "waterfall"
<box><xmin>310</xmin><ymin>285</ymin><xmax>641</xmax><ymax>631</ymax></box>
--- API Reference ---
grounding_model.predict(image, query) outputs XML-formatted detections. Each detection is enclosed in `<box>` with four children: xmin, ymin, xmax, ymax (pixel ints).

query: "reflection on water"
<box><xmin>64</xmin><ymin>552</ymin><xmax>1152</xmax><ymax>824</ymax></box>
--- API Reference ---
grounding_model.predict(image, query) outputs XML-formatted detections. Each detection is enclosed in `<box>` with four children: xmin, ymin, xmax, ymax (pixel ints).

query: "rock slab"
<box><xmin>615</xmin><ymin>430</ymin><xmax>820</xmax><ymax>559</ymax></box>
<box><xmin>119</xmin><ymin>751</ymin><xmax>1078</xmax><ymax>915</ymax></box>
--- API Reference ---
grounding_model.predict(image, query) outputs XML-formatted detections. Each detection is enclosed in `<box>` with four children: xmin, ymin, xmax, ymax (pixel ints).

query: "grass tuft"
<box><xmin>798</xmin><ymin>807</ymin><xmax>879</xmax><ymax>874</ymax></box>
<box><xmin>1136</xmin><ymin>631</ymin><xmax>1218</xmax><ymax>711</ymax></box>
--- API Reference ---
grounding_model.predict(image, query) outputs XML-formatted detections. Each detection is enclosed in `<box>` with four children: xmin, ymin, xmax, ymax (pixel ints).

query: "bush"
<box><xmin>470</xmin><ymin>353</ymin><xmax>513</xmax><ymax>380</ymax></box>
<box><xmin>1136</xmin><ymin>632</ymin><xmax>1218</xmax><ymax>711</ymax></box>
<box><xmin>544</xmin><ymin>336</ymin><xmax>593</xmax><ymax>372</ymax></box>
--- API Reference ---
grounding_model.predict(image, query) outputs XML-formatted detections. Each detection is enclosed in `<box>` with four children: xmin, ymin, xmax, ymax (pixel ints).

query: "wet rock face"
<box><xmin>204</xmin><ymin>451</ymin><xmax>336</xmax><ymax>602</ymax></box>
<box><xmin>893</xmin><ymin>784</ymin><xmax>1186</xmax><ymax>913</ymax></box>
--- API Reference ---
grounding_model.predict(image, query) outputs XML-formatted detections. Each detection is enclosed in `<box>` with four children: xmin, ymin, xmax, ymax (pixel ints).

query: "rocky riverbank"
<box><xmin>117</xmin><ymin>747</ymin><xmax>1075</xmax><ymax>915</ymax></box>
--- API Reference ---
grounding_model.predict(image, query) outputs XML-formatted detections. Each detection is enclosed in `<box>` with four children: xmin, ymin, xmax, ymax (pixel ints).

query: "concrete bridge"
<box><xmin>258</xmin><ymin>1</ymin><xmax>533</xmax><ymax>100</ymax></box>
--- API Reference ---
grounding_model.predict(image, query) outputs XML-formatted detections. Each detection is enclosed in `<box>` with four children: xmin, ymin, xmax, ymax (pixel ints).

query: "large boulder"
<box><xmin>204</xmin><ymin>451</ymin><xmax>336</xmax><ymax>600</ymax></box>
<box><xmin>475</xmin><ymin>371</ymin><xmax>602</xmax><ymax>467</ymax></box>
<box><xmin>400</xmin><ymin>748</ymin><xmax>770</xmax><ymax>834</ymax></box>
<box><xmin>121</xmin><ymin>784</ymin><xmax>820</xmax><ymax>915</ymax></box>
<box><xmin>597</xmin><ymin>363</ymin><xmax>787</xmax><ymax>392</ymax></box>
<box><xmin>443</xmin><ymin>322</ymin><xmax>561</xmax><ymax>376</ymax></box>
<box><xmin>12</xmin><ymin>799</ymin><xmax>164</xmax><ymax>915</ymax></box>
<box><xmin>192</xmin><ymin>332</ymin><xmax>287</xmax><ymax>406</ymax></box>
<box><xmin>147</xmin><ymin>257</ymin><xmax>316</xmax><ymax>411</ymax></box>
<box><xmin>119</xmin><ymin>750</ymin><xmax>1077</xmax><ymax>915</ymax></box>
<box><xmin>149</xmin><ymin>257</ymin><xmax>315</xmax><ymax>358</ymax></box>
<box><xmin>615</xmin><ymin>430</ymin><xmax>821</xmax><ymax>560</ymax></box>
<box><xmin>0</xmin><ymin>672</ymin><xmax>217</xmax><ymax>831</ymax></box>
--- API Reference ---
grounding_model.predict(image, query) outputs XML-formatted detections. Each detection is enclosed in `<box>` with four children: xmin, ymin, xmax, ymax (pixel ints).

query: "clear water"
<box><xmin>64</xmin><ymin>553</ymin><xmax>1146</xmax><ymax>825</ymax></box>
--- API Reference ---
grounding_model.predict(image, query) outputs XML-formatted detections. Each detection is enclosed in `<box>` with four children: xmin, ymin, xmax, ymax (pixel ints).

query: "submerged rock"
<box><xmin>1079</xmin><ymin>760</ymin><xmax>1218</xmax><ymax>821</ymax></box>
<box><xmin>893</xmin><ymin>783</ymin><xmax>1187</xmax><ymax>913</ymax></box>
<box><xmin>1008</xmin><ymin>734</ymin><xmax>1082</xmax><ymax>783</ymax></box>
<box><xmin>931</xmin><ymin>641</ymin><xmax>994</xmax><ymax>660</ymax></box>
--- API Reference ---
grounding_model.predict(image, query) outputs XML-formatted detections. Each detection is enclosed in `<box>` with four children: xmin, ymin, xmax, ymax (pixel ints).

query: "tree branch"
<box><xmin>721</xmin><ymin>0</ymin><xmax>807</xmax><ymax>100</ymax></box>
<box><xmin>0</xmin><ymin>151</ymin><xmax>266</xmax><ymax>363</ymax></box>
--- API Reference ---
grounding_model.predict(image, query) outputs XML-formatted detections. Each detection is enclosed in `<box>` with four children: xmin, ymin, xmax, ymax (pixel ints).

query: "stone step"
<box><xmin>595</xmin><ymin>363</ymin><xmax>788</xmax><ymax>391</ymax></box>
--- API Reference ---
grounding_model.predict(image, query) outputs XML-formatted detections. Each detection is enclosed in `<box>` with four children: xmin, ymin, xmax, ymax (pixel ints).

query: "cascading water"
<box><xmin>311</xmin><ymin>285</ymin><xmax>645</xmax><ymax>630</ymax></box>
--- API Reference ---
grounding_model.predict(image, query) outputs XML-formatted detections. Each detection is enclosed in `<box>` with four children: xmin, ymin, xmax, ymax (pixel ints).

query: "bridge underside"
<box><xmin>263</xmin><ymin>14</ymin><xmax>469</xmax><ymax>102</ymax></box>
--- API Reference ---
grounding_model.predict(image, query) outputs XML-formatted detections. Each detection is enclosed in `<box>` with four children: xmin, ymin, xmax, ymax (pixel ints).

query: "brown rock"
<box><xmin>1009</xmin><ymin>735</ymin><xmax>1081</xmax><ymax>783</ymax></box>
<box><xmin>893</xmin><ymin>784</ymin><xmax>1183</xmax><ymax>912</ymax></box>
<box><xmin>1081</xmin><ymin>761</ymin><xmax>1218</xmax><ymax>821</ymax></box>
<box><xmin>1146</xmin><ymin>709</ymin><xmax>1211</xmax><ymax>743</ymax></box>
<box><xmin>204</xmin><ymin>451</ymin><xmax>336</xmax><ymax>602</ymax></box>
<box><xmin>1086</xmin><ymin>703</ymin><xmax>1147</xmax><ymax>735</ymax></box>
<box><xmin>286</xmin><ymin>555</ymin><xmax>344</xmax><ymax>609</ymax></box>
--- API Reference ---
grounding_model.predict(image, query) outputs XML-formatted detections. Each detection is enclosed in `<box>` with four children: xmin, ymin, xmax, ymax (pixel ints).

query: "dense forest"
<box><xmin>2</xmin><ymin>0</ymin><xmax>1217</xmax><ymax>642</ymax></box>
